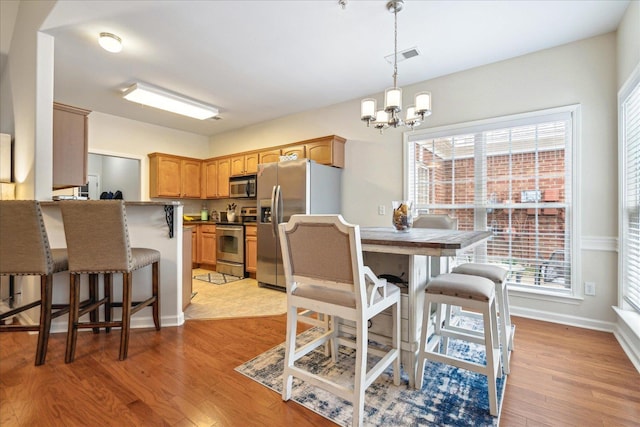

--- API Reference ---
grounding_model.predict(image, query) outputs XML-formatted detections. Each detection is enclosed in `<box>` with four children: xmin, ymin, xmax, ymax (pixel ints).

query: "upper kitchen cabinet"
<box><xmin>148</xmin><ymin>153</ymin><xmax>201</xmax><ymax>198</ymax></box>
<box><xmin>52</xmin><ymin>102</ymin><xmax>91</xmax><ymax>189</ymax></box>
<box><xmin>202</xmin><ymin>157</ymin><xmax>231</xmax><ymax>199</ymax></box>
<box><xmin>230</xmin><ymin>152</ymin><xmax>259</xmax><ymax>176</ymax></box>
<box><xmin>303</xmin><ymin>135</ymin><xmax>346</xmax><ymax>168</ymax></box>
<box><xmin>281</xmin><ymin>144</ymin><xmax>305</xmax><ymax>160</ymax></box>
<box><xmin>259</xmin><ymin>149</ymin><xmax>281</xmax><ymax>164</ymax></box>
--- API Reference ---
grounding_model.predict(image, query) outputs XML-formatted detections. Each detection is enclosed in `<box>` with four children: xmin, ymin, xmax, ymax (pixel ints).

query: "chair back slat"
<box><xmin>0</xmin><ymin>201</ymin><xmax>53</xmax><ymax>275</ymax></box>
<box><xmin>60</xmin><ymin>200</ymin><xmax>132</xmax><ymax>273</ymax></box>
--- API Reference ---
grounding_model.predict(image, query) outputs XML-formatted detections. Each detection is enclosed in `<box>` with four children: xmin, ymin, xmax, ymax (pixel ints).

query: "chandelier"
<box><xmin>360</xmin><ymin>0</ymin><xmax>431</xmax><ymax>133</ymax></box>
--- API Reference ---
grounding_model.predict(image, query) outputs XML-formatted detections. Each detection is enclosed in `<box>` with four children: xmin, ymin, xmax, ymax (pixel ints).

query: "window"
<box><xmin>619</xmin><ymin>67</ymin><xmax>640</xmax><ymax>313</ymax></box>
<box><xmin>405</xmin><ymin>106</ymin><xmax>579</xmax><ymax>295</ymax></box>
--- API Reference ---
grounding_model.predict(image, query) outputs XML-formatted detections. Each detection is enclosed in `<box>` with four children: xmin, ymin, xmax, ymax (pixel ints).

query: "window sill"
<box><xmin>508</xmin><ymin>286</ymin><xmax>582</xmax><ymax>305</ymax></box>
<box><xmin>612</xmin><ymin>306</ymin><xmax>640</xmax><ymax>372</ymax></box>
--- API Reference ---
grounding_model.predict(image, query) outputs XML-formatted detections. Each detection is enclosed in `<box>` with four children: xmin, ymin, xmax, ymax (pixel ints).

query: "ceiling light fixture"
<box><xmin>361</xmin><ymin>0</ymin><xmax>431</xmax><ymax>133</ymax></box>
<box><xmin>98</xmin><ymin>32</ymin><xmax>123</xmax><ymax>53</ymax></box>
<box><xmin>122</xmin><ymin>83</ymin><xmax>219</xmax><ymax>120</ymax></box>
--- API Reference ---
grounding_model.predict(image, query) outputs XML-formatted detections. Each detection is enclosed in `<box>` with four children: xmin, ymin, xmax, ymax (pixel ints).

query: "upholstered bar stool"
<box><xmin>0</xmin><ymin>200</ymin><xmax>70</xmax><ymax>365</ymax></box>
<box><xmin>451</xmin><ymin>263</ymin><xmax>514</xmax><ymax>373</ymax></box>
<box><xmin>416</xmin><ymin>273</ymin><xmax>502</xmax><ymax>416</ymax></box>
<box><xmin>59</xmin><ymin>200</ymin><xmax>160</xmax><ymax>362</ymax></box>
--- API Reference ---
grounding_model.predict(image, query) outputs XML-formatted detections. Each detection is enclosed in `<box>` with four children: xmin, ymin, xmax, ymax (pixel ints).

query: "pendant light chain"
<box><xmin>393</xmin><ymin>3</ymin><xmax>398</xmax><ymax>89</ymax></box>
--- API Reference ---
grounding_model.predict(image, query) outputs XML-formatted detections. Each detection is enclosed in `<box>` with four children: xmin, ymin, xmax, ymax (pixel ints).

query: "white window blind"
<box><xmin>621</xmin><ymin>73</ymin><xmax>640</xmax><ymax>313</ymax></box>
<box><xmin>406</xmin><ymin>107</ymin><xmax>576</xmax><ymax>294</ymax></box>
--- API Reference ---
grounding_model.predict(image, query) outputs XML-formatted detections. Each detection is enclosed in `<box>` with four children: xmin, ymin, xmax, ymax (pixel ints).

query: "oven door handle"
<box><xmin>216</xmin><ymin>226</ymin><xmax>242</xmax><ymax>232</ymax></box>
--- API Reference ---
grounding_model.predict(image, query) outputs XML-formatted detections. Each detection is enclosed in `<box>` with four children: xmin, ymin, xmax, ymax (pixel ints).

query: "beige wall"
<box><xmin>210</xmin><ymin>33</ymin><xmax>620</xmax><ymax>326</ymax></box>
<box><xmin>617</xmin><ymin>0</ymin><xmax>640</xmax><ymax>87</ymax></box>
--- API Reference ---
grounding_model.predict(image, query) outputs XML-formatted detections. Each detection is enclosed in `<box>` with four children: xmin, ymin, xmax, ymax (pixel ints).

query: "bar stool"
<box><xmin>416</xmin><ymin>273</ymin><xmax>502</xmax><ymax>416</ymax></box>
<box><xmin>0</xmin><ymin>200</ymin><xmax>70</xmax><ymax>365</ymax></box>
<box><xmin>451</xmin><ymin>263</ymin><xmax>514</xmax><ymax>373</ymax></box>
<box><xmin>59</xmin><ymin>200</ymin><xmax>160</xmax><ymax>362</ymax></box>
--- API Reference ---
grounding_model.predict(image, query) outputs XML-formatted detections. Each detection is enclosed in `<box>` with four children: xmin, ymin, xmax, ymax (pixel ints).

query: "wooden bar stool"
<box><xmin>416</xmin><ymin>273</ymin><xmax>502</xmax><ymax>416</ymax></box>
<box><xmin>0</xmin><ymin>200</ymin><xmax>70</xmax><ymax>365</ymax></box>
<box><xmin>451</xmin><ymin>263</ymin><xmax>514</xmax><ymax>373</ymax></box>
<box><xmin>59</xmin><ymin>200</ymin><xmax>160</xmax><ymax>362</ymax></box>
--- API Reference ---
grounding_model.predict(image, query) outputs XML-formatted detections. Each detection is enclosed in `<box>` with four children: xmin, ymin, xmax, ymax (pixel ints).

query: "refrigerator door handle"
<box><xmin>271</xmin><ymin>185</ymin><xmax>280</xmax><ymax>237</ymax></box>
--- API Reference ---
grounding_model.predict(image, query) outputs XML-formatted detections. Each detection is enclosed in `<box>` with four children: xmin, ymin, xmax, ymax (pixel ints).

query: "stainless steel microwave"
<box><xmin>229</xmin><ymin>175</ymin><xmax>257</xmax><ymax>199</ymax></box>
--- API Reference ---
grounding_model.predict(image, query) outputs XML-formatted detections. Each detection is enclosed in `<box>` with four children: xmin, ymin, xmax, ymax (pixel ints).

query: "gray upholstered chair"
<box><xmin>451</xmin><ymin>263</ymin><xmax>513</xmax><ymax>373</ymax></box>
<box><xmin>413</xmin><ymin>213</ymin><xmax>458</xmax><ymax>230</ymax></box>
<box><xmin>59</xmin><ymin>200</ymin><xmax>160</xmax><ymax>362</ymax></box>
<box><xmin>416</xmin><ymin>273</ymin><xmax>502</xmax><ymax>416</ymax></box>
<box><xmin>0</xmin><ymin>200</ymin><xmax>70</xmax><ymax>365</ymax></box>
<box><xmin>279</xmin><ymin>214</ymin><xmax>401</xmax><ymax>427</ymax></box>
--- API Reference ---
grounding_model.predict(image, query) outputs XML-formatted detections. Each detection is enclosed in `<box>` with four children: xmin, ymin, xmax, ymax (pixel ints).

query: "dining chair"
<box><xmin>279</xmin><ymin>214</ymin><xmax>401</xmax><ymax>427</ymax></box>
<box><xmin>59</xmin><ymin>200</ymin><xmax>160</xmax><ymax>362</ymax></box>
<box><xmin>416</xmin><ymin>272</ymin><xmax>502</xmax><ymax>416</ymax></box>
<box><xmin>451</xmin><ymin>262</ymin><xmax>514</xmax><ymax>373</ymax></box>
<box><xmin>0</xmin><ymin>200</ymin><xmax>70</xmax><ymax>365</ymax></box>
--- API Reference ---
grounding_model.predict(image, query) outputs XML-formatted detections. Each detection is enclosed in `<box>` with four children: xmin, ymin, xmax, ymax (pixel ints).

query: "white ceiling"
<box><xmin>3</xmin><ymin>0</ymin><xmax>631</xmax><ymax>137</ymax></box>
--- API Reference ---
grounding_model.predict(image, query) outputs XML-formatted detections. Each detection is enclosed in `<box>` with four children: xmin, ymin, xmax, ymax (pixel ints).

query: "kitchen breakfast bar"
<box><xmin>351</xmin><ymin>226</ymin><xmax>493</xmax><ymax>387</ymax></box>
<box><xmin>37</xmin><ymin>201</ymin><xmax>186</xmax><ymax>332</ymax></box>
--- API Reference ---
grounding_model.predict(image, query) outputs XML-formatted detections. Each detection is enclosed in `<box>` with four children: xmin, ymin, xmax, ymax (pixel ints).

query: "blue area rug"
<box><xmin>235</xmin><ymin>319</ymin><xmax>506</xmax><ymax>426</ymax></box>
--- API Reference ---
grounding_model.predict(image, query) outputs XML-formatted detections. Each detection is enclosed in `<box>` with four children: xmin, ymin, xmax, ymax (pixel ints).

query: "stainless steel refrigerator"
<box><xmin>257</xmin><ymin>158</ymin><xmax>342</xmax><ymax>289</ymax></box>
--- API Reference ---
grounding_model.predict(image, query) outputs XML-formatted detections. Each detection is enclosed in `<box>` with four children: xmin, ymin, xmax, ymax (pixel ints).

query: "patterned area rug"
<box><xmin>235</xmin><ymin>321</ymin><xmax>506</xmax><ymax>427</ymax></box>
<box><xmin>194</xmin><ymin>271</ymin><xmax>242</xmax><ymax>285</ymax></box>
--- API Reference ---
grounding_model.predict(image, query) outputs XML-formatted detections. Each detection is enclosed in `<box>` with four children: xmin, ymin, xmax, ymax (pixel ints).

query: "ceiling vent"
<box><xmin>385</xmin><ymin>47</ymin><xmax>420</xmax><ymax>64</ymax></box>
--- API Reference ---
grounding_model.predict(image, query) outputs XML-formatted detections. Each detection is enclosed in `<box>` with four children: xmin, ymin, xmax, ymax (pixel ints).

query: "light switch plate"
<box><xmin>585</xmin><ymin>282</ymin><xmax>596</xmax><ymax>296</ymax></box>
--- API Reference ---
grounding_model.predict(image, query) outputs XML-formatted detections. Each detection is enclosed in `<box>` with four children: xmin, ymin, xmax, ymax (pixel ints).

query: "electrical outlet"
<box><xmin>378</xmin><ymin>205</ymin><xmax>385</xmax><ymax>215</ymax></box>
<box><xmin>585</xmin><ymin>281</ymin><xmax>596</xmax><ymax>296</ymax></box>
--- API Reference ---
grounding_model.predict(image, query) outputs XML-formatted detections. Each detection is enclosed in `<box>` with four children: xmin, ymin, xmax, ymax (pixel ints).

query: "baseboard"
<box><xmin>49</xmin><ymin>314</ymin><xmax>185</xmax><ymax>334</ymax></box>
<box><xmin>509</xmin><ymin>306</ymin><xmax>615</xmax><ymax>332</ymax></box>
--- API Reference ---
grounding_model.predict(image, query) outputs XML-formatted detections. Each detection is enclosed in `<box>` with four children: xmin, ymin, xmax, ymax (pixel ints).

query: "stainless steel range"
<box><xmin>215</xmin><ymin>224</ymin><xmax>245</xmax><ymax>277</ymax></box>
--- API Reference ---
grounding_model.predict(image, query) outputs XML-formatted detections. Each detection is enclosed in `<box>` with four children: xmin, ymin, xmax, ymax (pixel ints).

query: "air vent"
<box><xmin>385</xmin><ymin>47</ymin><xmax>420</xmax><ymax>64</ymax></box>
<box><xmin>209</xmin><ymin>115</ymin><xmax>223</xmax><ymax>121</ymax></box>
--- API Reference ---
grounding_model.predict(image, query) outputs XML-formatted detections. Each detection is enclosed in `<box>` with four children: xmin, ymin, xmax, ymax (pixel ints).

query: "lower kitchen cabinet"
<box><xmin>183</xmin><ymin>227</ymin><xmax>194</xmax><ymax>310</ymax></box>
<box><xmin>245</xmin><ymin>224</ymin><xmax>257</xmax><ymax>274</ymax></box>
<box><xmin>199</xmin><ymin>224</ymin><xmax>216</xmax><ymax>267</ymax></box>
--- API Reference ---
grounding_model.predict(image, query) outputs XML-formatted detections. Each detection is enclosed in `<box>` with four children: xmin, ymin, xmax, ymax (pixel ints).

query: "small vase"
<box><xmin>227</xmin><ymin>212</ymin><xmax>236</xmax><ymax>222</ymax></box>
<box><xmin>391</xmin><ymin>200</ymin><xmax>413</xmax><ymax>232</ymax></box>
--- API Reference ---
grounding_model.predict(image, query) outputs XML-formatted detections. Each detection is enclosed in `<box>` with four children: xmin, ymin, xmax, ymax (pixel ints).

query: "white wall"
<box><xmin>617</xmin><ymin>0</ymin><xmax>640</xmax><ymax>87</ymax></box>
<box><xmin>209</xmin><ymin>33</ymin><xmax>620</xmax><ymax>327</ymax></box>
<box><xmin>87</xmin><ymin>111</ymin><xmax>210</xmax><ymax>200</ymax></box>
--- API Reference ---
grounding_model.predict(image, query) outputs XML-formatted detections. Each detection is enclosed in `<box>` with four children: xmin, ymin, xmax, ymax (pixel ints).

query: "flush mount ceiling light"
<box><xmin>98</xmin><ymin>32</ymin><xmax>122</xmax><ymax>53</ymax></box>
<box><xmin>360</xmin><ymin>0</ymin><xmax>432</xmax><ymax>133</ymax></box>
<box><xmin>122</xmin><ymin>83</ymin><xmax>219</xmax><ymax>120</ymax></box>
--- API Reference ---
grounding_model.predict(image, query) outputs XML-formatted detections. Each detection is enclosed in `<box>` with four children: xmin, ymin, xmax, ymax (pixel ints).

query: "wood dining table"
<box><xmin>357</xmin><ymin>226</ymin><xmax>493</xmax><ymax>387</ymax></box>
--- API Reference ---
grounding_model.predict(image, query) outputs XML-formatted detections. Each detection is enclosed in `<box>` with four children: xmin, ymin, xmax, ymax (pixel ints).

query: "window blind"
<box><xmin>621</xmin><ymin>76</ymin><xmax>640</xmax><ymax>312</ymax></box>
<box><xmin>407</xmin><ymin>108</ymin><xmax>575</xmax><ymax>293</ymax></box>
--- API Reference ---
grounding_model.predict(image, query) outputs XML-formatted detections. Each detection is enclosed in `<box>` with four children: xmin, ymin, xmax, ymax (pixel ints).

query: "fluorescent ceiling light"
<box><xmin>98</xmin><ymin>32</ymin><xmax>122</xmax><ymax>53</ymax></box>
<box><xmin>122</xmin><ymin>83</ymin><xmax>219</xmax><ymax>120</ymax></box>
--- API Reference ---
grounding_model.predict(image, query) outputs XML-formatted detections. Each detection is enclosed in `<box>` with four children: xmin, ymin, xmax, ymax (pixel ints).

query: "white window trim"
<box><xmin>403</xmin><ymin>104</ymin><xmax>582</xmax><ymax>300</ymax></box>
<box><xmin>618</xmin><ymin>63</ymin><xmax>640</xmax><ymax>318</ymax></box>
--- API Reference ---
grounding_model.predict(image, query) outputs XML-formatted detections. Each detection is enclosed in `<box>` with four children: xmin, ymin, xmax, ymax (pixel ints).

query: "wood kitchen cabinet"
<box><xmin>230</xmin><ymin>152</ymin><xmax>259</xmax><ymax>176</ymax></box>
<box><xmin>304</xmin><ymin>135</ymin><xmax>346</xmax><ymax>168</ymax></box>
<box><xmin>245</xmin><ymin>224</ymin><xmax>257</xmax><ymax>275</ymax></box>
<box><xmin>258</xmin><ymin>149</ymin><xmax>281</xmax><ymax>164</ymax></box>
<box><xmin>216</xmin><ymin>157</ymin><xmax>230</xmax><ymax>198</ymax></box>
<box><xmin>202</xmin><ymin>157</ymin><xmax>230</xmax><ymax>199</ymax></box>
<box><xmin>148</xmin><ymin>153</ymin><xmax>201</xmax><ymax>198</ymax></box>
<box><xmin>199</xmin><ymin>224</ymin><xmax>216</xmax><ymax>267</ymax></box>
<box><xmin>281</xmin><ymin>144</ymin><xmax>305</xmax><ymax>160</ymax></box>
<box><xmin>183</xmin><ymin>227</ymin><xmax>193</xmax><ymax>310</ymax></box>
<box><xmin>53</xmin><ymin>102</ymin><xmax>90</xmax><ymax>189</ymax></box>
<box><xmin>191</xmin><ymin>227</ymin><xmax>198</xmax><ymax>266</ymax></box>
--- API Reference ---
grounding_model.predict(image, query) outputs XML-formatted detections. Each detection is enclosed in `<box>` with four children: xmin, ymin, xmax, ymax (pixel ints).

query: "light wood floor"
<box><xmin>1</xmin><ymin>316</ymin><xmax>638</xmax><ymax>426</ymax></box>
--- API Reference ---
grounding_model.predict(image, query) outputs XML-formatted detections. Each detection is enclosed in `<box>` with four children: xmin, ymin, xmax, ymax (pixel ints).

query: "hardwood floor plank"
<box><xmin>1</xmin><ymin>315</ymin><xmax>637</xmax><ymax>426</ymax></box>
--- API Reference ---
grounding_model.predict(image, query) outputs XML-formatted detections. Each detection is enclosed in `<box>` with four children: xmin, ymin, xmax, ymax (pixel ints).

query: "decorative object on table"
<box><xmin>227</xmin><ymin>203</ymin><xmax>237</xmax><ymax>222</ymax></box>
<box><xmin>193</xmin><ymin>271</ymin><xmax>242</xmax><ymax>285</ymax></box>
<box><xmin>200</xmin><ymin>204</ymin><xmax>209</xmax><ymax>221</ymax></box>
<box><xmin>360</xmin><ymin>0</ymin><xmax>432</xmax><ymax>133</ymax></box>
<box><xmin>236</xmin><ymin>320</ymin><xmax>505</xmax><ymax>427</ymax></box>
<box><xmin>391</xmin><ymin>200</ymin><xmax>413</xmax><ymax>231</ymax></box>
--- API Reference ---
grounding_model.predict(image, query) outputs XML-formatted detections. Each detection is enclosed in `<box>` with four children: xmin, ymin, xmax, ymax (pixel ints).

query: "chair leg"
<box><xmin>119</xmin><ymin>273</ymin><xmax>132</xmax><ymax>361</ymax></box>
<box><xmin>416</xmin><ymin>297</ymin><xmax>432</xmax><ymax>390</ymax></box>
<box><xmin>392</xmin><ymin>299</ymin><xmax>401</xmax><ymax>386</ymax></box>
<box><xmin>282</xmin><ymin>304</ymin><xmax>298</xmax><ymax>401</ymax></box>
<box><xmin>352</xmin><ymin>317</ymin><xmax>367</xmax><ymax>427</ymax></box>
<box><xmin>65</xmin><ymin>274</ymin><xmax>81</xmax><ymax>363</ymax></box>
<box><xmin>104</xmin><ymin>273</ymin><xmax>112</xmax><ymax>333</ymax></box>
<box><xmin>483</xmin><ymin>302</ymin><xmax>499</xmax><ymax>416</ymax></box>
<box><xmin>35</xmin><ymin>274</ymin><xmax>53</xmax><ymax>366</ymax></box>
<box><xmin>152</xmin><ymin>261</ymin><xmax>160</xmax><ymax>330</ymax></box>
<box><xmin>89</xmin><ymin>274</ymin><xmax>100</xmax><ymax>334</ymax></box>
<box><xmin>495</xmin><ymin>282</ymin><xmax>510</xmax><ymax>374</ymax></box>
